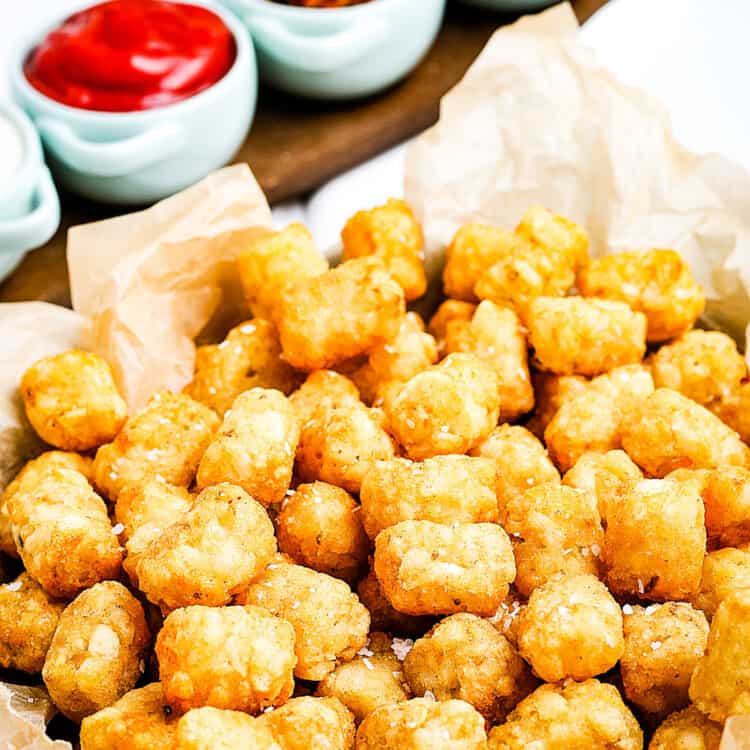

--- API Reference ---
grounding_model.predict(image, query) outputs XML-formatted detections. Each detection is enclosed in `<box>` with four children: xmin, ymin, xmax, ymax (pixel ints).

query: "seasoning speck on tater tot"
<box><xmin>515</xmin><ymin>205</ymin><xmax>589</xmax><ymax>271</ymax></box>
<box><xmin>384</xmin><ymin>353</ymin><xmax>500</xmax><ymax>460</ymax></box>
<box><xmin>21</xmin><ymin>349</ymin><xmax>127</xmax><ymax>452</ymax></box>
<box><xmin>373</xmin><ymin>520</ymin><xmax>515</xmax><ymax>617</ymax></box>
<box><xmin>175</xmin><ymin>707</ymin><xmax>282</xmax><ymax>750</ymax></box>
<box><xmin>404</xmin><ymin>613</ymin><xmax>535</xmax><ymax>723</ymax></box>
<box><xmin>239</xmin><ymin>560</ymin><xmax>370</xmax><ymax>680</ymax></box>
<box><xmin>427</xmin><ymin>299</ymin><xmax>477</xmax><ymax>356</ymax></box>
<box><xmin>156</xmin><ymin>605</ymin><xmax>296</xmax><ymax>715</ymax></box>
<box><xmin>620</xmin><ymin>602</ymin><xmax>708</xmax><ymax>719</ymax></box>
<box><xmin>360</xmin><ymin>455</ymin><xmax>498</xmax><ymax>539</ymax></box>
<box><xmin>443</xmin><ymin>301</ymin><xmax>534</xmax><ymax>421</ymax></box>
<box><xmin>577</xmin><ymin>248</ymin><xmax>705</xmax><ymax>342</ymax></box>
<box><xmin>277</xmin><ymin>481</ymin><xmax>369</xmax><ymax>582</ymax></box>
<box><xmin>0</xmin><ymin>573</ymin><xmax>65</xmax><ymax>673</ymax></box>
<box><xmin>502</xmin><ymin>483</ymin><xmax>603</xmax><ymax>598</ymax></box>
<box><xmin>196</xmin><ymin>388</ymin><xmax>299</xmax><ymax>507</ymax></box>
<box><xmin>487</xmin><ymin>679</ymin><xmax>642</xmax><ymax>750</ymax></box>
<box><xmin>621</xmin><ymin>388</ymin><xmax>750</xmax><ymax>476</ymax></box>
<box><xmin>277</xmin><ymin>257</ymin><xmax>405</xmax><ymax>371</ymax></box>
<box><xmin>692</xmin><ymin>547</ymin><xmax>750</xmax><ymax>619</ymax></box>
<box><xmin>487</xmin><ymin>589</ymin><xmax>526</xmax><ymax>647</ymax></box>
<box><xmin>356</xmin><ymin>697</ymin><xmax>487</xmax><ymax>750</ymax></box>
<box><xmin>92</xmin><ymin>391</ymin><xmax>219</xmax><ymax>502</ymax></box>
<box><xmin>134</xmin><ymin>484</ymin><xmax>276</xmax><ymax>611</ymax></box>
<box><xmin>341</xmin><ymin>198</ymin><xmax>426</xmax><ymax>301</ymax></box>
<box><xmin>648</xmin><ymin>706</ymin><xmax>722</xmax><ymax>750</ymax></box>
<box><xmin>80</xmin><ymin>683</ymin><xmax>178</xmax><ymax>750</ymax></box>
<box><xmin>698</xmin><ymin>466</ymin><xmax>750</xmax><ymax>548</ymax></box>
<box><xmin>43</xmin><ymin>581</ymin><xmax>149</xmax><ymax>723</ymax></box>
<box><xmin>527</xmin><ymin>297</ymin><xmax>647</xmax><ymax>376</ymax></box>
<box><xmin>604</xmin><ymin>478</ymin><xmax>705</xmax><ymax>601</ymax></box>
<box><xmin>356</xmin><ymin>569</ymin><xmax>433</xmax><ymax>636</ymax></box>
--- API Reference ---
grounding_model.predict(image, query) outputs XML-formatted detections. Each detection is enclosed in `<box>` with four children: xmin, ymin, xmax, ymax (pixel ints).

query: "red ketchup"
<box><xmin>24</xmin><ymin>0</ymin><xmax>236</xmax><ymax>112</ymax></box>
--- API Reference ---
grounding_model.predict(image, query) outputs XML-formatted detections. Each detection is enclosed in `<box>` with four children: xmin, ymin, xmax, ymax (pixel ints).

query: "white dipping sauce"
<box><xmin>0</xmin><ymin>114</ymin><xmax>24</xmax><ymax>188</ymax></box>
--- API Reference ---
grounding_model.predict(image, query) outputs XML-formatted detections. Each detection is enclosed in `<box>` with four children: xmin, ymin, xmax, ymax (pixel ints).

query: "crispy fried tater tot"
<box><xmin>404</xmin><ymin>613</ymin><xmax>535</xmax><ymax>723</ymax></box>
<box><xmin>156</xmin><ymin>605</ymin><xmax>296</xmax><ymax>715</ymax></box>
<box><xmin>0</xmin><ymin>573</ymin><xmax>65</xmax><ymax>673</ymax></box>
<box><xmin>135</xmin><ymin>484</ymin><xmax>276</xmax><ymax>611</ymax></box>
<box><xmin>525</xmin><ymin>371</ymin><xmax>588</xmax><ymax>439</ymax></box>
<box><xmin>516</xmin><ymin>574</ymin><xmax>623</xmax><ymax>683</ymax></box>
<box><xmin>621</xmin><ymin>388</ymin><xmax>750</xmax><ymax>476</ymax></box>
<box><xmin>604</xmin><ymin>479</ymin><xmax>705</xmax><ymax>601</ymax></box>
<box><xmin>692</xmin><ymin>547</ymin><xmax>750</xmax><ymax>619</ymax></box>
<box><xmin>316</xmin><ymin>632</ymin><xmax>410</xmax><ymax>723</ymax></box>
<box><xmin>8</xmin><ymin>466</ymin><xmax>122</xmax><ymax>599</ymax></box>
<box><xmin>277</xmin><ymin>482</ymin><xmax>369</xmax><ymax>582</ymax></box>
<box><xmin>515</xmin><ymin>205</ymin><xmax>589</xmax><ymax>272</ymax></box>
<box><xmin>689</xmin><ymin>590</ymin><xmax>750</xmax><ymax>722</ymax></box>
<box><xmin>443</xmin><ymin>301</ymin><xmax>534</xmax><ymax>421</ymax></box>
<box><xmin>374</xmin><ymin>520</ymin><xmax>515</xmax><ymax>617</ymax></box>
<box><xmin>699</xmin><ymin>467</ymin><xmax>750</xmax><ymax>548</ymax></box>
<box><xmin>43</xmin><ymin>581</ymin><xmax>149</xmax><ymax>723</ymax></box>
<box><xmin>290</xmin><ymin>370</ymin><xmax>361</xmax><ymax>420</ymax></box>
<box><xmin>80</xmin><ymin>683</ymin><xmax>178</xmax><ymax>750</ymax></box>
<box><xmin>92</xmin><ymin>391</ymin><xmax>219</xmax><ymax>501</ymax></box>
<box><xmin>239</xmin><ymin>560</ymin><xmax>370</xmax><ymax>681</ymax></box>
<box><xmin>360</xmin><ymin>456</ymin><xmax>498</xmax><ymax>539</ymax></box>
<box><xmin>384</xmin><ymin>353</ymin><xmax>500</xmax><ymax>460</ymax></box>
<box><xmin>621</xmin><ymin>602</ymin><xmax>709</xmax><ymax>719</ymax></box>
<box><xmin>196</xmin><ymin>388</ymin><xmax>299</xmax><ymax>507</ymax></box>
<box><xmin>356</xmin><ymin>697</ymin><xmax>487</xmax><ymax>750</ymax></box>
<box><xmin>175</xmin><ymin>707</ymin><xmax>282</xmax><ymax>750</ymax></box>
<box><xmin>527</xmin><ymin>297</ymin><xmax>647</xmax><ymax>376</ymax></box>
<box><xmin>577</xmin><ymin>249</ymin><xmax>705</xmax><ymax>342</ymax></box>
<box><xmin>185</xmin><ymin>319</ymin><xmax>299</xmax><ymax>415</ymax></box>
<box><xmin>427</xmin><ymin>300</ymin><xmax>477</xmax><ymax>356</ymax></box>
<box><xmin>648</xmin><ymin>706</ymin><xmax>722</xmax><ymax>750</ymax></box>
<box><xmin>487</xmin><ymin>679</ymin><xmax>642</xmax><ymax>750</ymax></box>
<box><xmin>238</xmin><ymin>223</ymin><xmax>328</xmax><ymax>323</ymax></box>
<box><xmin>711</xmin><ymin>381</ymin><xmax>750</xmax><ymax>443</ymax></box>
<box><xmin>356</xmin><ymin>569</ymin><xmax>433</xmax><ymax>636</ymax></box>
<box><xmin>115</xmin><ymin>479</ymin><xmax>192</xmax><ymax>541</ymax></box>
<box><xmin>21</xmin><ymin>350</ymin><xmax>127</xmax><ymax>451</ymax></box>
<box><xmin>502</xmin><ymin>483</ymin><xmax>603</xmax><ymax>598</ymax></box>
<box><xmin>278</xmin><ymin>257</ymin><xmax>405</xmax><ymax>371</ymax></box>
<box><xmin>341</xmin><ymin>198</ymin><xmax>426</xmax><ymax>301</ymax></box>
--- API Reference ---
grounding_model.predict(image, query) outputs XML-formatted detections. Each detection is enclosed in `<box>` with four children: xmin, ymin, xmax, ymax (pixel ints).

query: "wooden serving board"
<box><xmin>0</xmin><ymin>0</ymin><xmax>605</xmax><ymax>308</ymax></box>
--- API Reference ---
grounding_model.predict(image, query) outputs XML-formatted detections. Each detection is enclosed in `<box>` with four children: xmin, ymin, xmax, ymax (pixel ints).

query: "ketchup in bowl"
<box><xmin>24</xmin><ymin>0</ymin><xmax>236</xmax><ymax>112</ymax></box>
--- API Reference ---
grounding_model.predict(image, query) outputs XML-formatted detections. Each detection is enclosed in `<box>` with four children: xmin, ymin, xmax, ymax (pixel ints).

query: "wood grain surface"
<box><xmin>0</xmin><ymin>0</ymin><xmax>606</xmax><ymax>307</ymax></box>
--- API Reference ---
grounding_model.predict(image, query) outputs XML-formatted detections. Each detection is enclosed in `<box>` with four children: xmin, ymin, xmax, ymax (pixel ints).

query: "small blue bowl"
<box><xmin>10</xmin><ymin>0</ymin><xmax>257</xmax><ymax>206</ymax></box>
<box><xmin>220</xmin><ymin>0</ymin><xmax>446</xmax><ymax>100</ymax></box>
<box><xmin>0</xmin><ymin>103</ymin><xmax>60</xmax><ymax>282</ymax></box>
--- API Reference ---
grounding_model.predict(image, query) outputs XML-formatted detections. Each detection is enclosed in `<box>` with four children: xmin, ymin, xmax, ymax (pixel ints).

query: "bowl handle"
<box><xmin>0</xmin><ymin>166</ymin><xmax>60</xmax><ymax>250</ymax></box>
<box><xmin>245</xmin><ymin>14</ymin><xmax>389</xmax><ymax>73</ymax></box>
<box><xmin>36</xmin><ymin>118</ymin><xmax>187</xmax><ymax>178</ymax></box>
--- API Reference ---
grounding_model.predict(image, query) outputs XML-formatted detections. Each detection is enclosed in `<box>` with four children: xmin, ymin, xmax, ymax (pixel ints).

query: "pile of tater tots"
<box><xmin>3</xmin><ymin>198</ymin><xmax>750</xmax><ymax>749</ymax></box>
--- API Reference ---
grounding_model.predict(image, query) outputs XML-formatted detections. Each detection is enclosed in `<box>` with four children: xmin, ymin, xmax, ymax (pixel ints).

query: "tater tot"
<box><xmin>374</xmin><ymin>520</ymin><xmax>515</xmax><ymax>617</ymax></box>
<box><xmin>621</xmin><ymin>388</ymin><xmax>750</xmax><ymax>476</ymax></box>
<box><xmin>384</xmin><ymin>353</ymin><xmax>500</xmax><ymax>460</ymax></box>
<box><xmin>689</xmin><ymin>590</ymin><xmax>750</xmax><ymax>722</ymax></box>
<box><xmin>341</xmin><ymin>198</ymin><xmax>426</xmax><ymax>301</ymax></box>
<box><xmin>356</xmin><ymin>569</ymin><xmax>433</xmax><ymax>636</ymax></box>
<box><xmin>238</xmin><ymin>223</ymin><xmax>328</xmax><ymax>323</ymax></box>
<box><xmin>316</xmin><ymin>632</ymin><xmax>410</xmax><ymax>723</ymax></box>
<box><xmin>277</xmin><ymin>257</ymin><xmax>405</xmax><ymax>371</ymax></box>
<box><xmin>404</xmin><ymin>614</ymin><xmax>535</xmax><ymax>723</ymax></box>
<box><xmin>487</xmin><ymin>679</ymin><xmax>642</xmax><ymax>750</ymax></box>
<box><xmin>443</xmin><ymin>301</ymin><xmax>534</xmax><ymax>421</ymax></box>
<box><xmin>427</xmin><ymin>300</ymin><xmax>477</xmax><ymax>356</ymax></box>
<box><xmin>648</xmin><ymin>706</ymin><xmax>722</xmax><ymax>750</ymax></box>
<box><xmin>516</xmin><ymin>574</ymin><xmax>623</xmax><ymax>682</ymax></box>
<box><xmin>43</xmin><ymin>581</ymin><xmax>149</xmax><ymax>723</ymax></box>
<box><xmin>92</xmin><ymin>391</ymin><xmax>219</xmax><ymax>502</ymax></box>
<box><xmin>360</xmin><ymin>455</ymin><xmax>498</xmax><ymax>539</ymax></box>
<box><xmin>289</xmin><ymin>370</ymin><xmax>361</xmax><ymax>422</ymax></box>
<box><xmin>156</xmin><ymin>605</ymin><xmax>296</xmax><ymax>715</ymax></box>
<box><xmin>175</xmin><ymin>707</ymin><xmax>282</xmax><ymax>750</ymax></box>
<box><xmin>239</xmin><ymin>560</ymin><xmax>370</xmax><ymax>680</ymax></box>
<box><xmin>196</xmin><ymin>388</ymin><xmax>299</xmax><ymax>507</ymax></box>
<box><xmin>0</xmin><ymin>573</ymin><xmax>65</xmax><ymax>673</ymax></box>
<box><xmin>21</xmin><ymin>350</ymin><xmax>127</xmax><ymax>451</ymax></box>
<box><xmin>356</xmin><ymin>697</ymin><xmax>487</xmax><ymax>750</ymax></box>
<box><xmin>692</xmin><ymin>547</ymin><xmax>750</xmax><ymax>618</ymax></box>
<box><xmin>620</xmin><ymin>602</ymin><xmax>708</xmax><ymax>719</ymax></box>
<box><xmin>115</xmin><ymin>478</ymin><xmax>192</xmax><ymax>541</ymax></box>
<box><xmin>80</xmin><ymin>683</ymin><xmax>178</xmax><ymax>750</ymax></box>
<box><xmin>604</xmin><ymin>479</ymin><xmax>705</xmax><ymax>601</ymax></box>
<box><xmin>711</xmin><ymin>381</ymin><xmax>750</xmax><ymax>444</ymax></box>
<box><xmin>487</xmin><ymin>589</ymin><xmax>525</xmax><ymax>647</ymax></box>
<box><xmin>577</xmin><ymin>249</ymin><xmax>705</xmax><ymax>342</ymax></box>
<box><xmin>134</xmin><ymin>484</ymin><xmax>276</xmax><ymax>611</ymax></box>
<box><xmin>699</xmin><ymin>467</ymin><xmax>750</xmax><ymax>548</ymax></box>
<box><xmin>277</xmin><ymin>482</ymin><xmax>369</xmax><ymax>582</ymax></box>
<box><xmin>184</xmin><ymin>319</ymin><xmax>299</xmax><ymax>415</ymax></box>
<box><xmin>527</xmin><ymin>297</ymin><xmax>647</xmax><ymax>376</ymax></box>
<box><xmin>7</xmin><ymin>466</ymin><xmax>122</xmax><ymax>599</ymax></box>
<box><xmin>515</xmin><ymin>205</ymin><xmax>589</xmax><ymax>271</ymax></box>
<box><xmin>525</xmin><ymin>371</ymin><xmax>588</xmax><ymax>439</ymax></box>
<box><xmin>502</xmin><ymin>483</ymin><xmax>602</xmax><ymax>598</ymax></box>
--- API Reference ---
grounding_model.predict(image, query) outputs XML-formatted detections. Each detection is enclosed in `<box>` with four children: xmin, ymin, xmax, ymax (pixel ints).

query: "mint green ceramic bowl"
<box><xmin>10</xmin><ymin>0</ymin><xmax>257</xmax><ymax>206</ymax></box>
<box><xmin>220</xmin><ymin>0</ymin><xmax>445</xmax><ymax>100</ymax></box>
